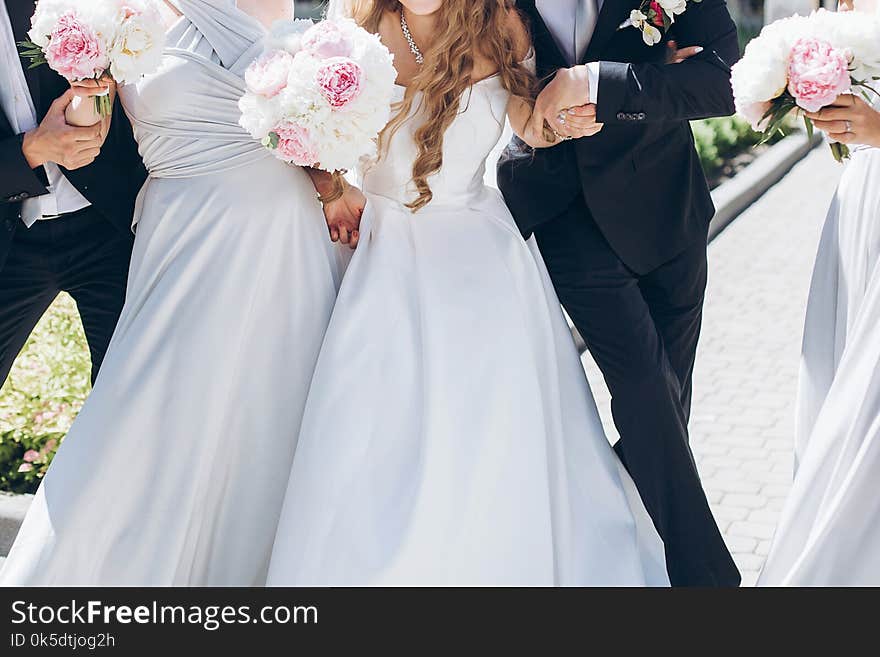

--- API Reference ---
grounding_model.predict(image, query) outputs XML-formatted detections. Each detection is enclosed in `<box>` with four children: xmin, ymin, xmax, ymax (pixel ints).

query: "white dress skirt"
<box><xmin>266</xmin><ymin>77</ymin><xmax>670</xmax><ymax>586</ymax></box>
<box><xmin>0</xmin><ymin>0</ymin><xmax>348</xmax><ymax>586</ymax></box>
<box><xmin>759</xmin><ymin>145</ymin><xmax>880</xmax><ymax>586</ymax></box>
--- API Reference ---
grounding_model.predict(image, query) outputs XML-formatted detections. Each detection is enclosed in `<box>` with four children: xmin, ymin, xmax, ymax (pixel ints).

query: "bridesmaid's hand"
<box><xmin>67</xmin><ymin>76</ymin><xmax>115</xmax><ymax>137</ymax></box>
<box><xmin>323</xmin><ymin>182</ymin><xmax>366</xmax><ymax>249</ymax></box>
<box><xmin>805</xmin><ymin>94</ymin><xmax>880</xmax><ymax>149</ymax></box>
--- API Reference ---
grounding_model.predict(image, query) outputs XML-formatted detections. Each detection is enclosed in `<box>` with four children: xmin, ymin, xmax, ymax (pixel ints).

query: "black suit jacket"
<box><xmin>499</xmin><ymin>0</ymin><xmax>740</xmax><ymax>274</ymax></box>
<box><xmin>0</xmin><ymin>0</ymin><xmax>146</xmax><ymax>270</ymax></box>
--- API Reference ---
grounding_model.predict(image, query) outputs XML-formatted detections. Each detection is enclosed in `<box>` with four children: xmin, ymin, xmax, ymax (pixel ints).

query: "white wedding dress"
<box><xmin>0</xmin><ymin>0</ymin><xmax>347</xmax><ymax>586</ymax></box>
<box><xmin>758</xmin><ymin>136</ymin><xmax>880</xmax><ymax>586</ymax></box>
<box><xmin>266</xmin><ymin>71</ymin><xmax>670</xmax><ymax>585</ymax></box>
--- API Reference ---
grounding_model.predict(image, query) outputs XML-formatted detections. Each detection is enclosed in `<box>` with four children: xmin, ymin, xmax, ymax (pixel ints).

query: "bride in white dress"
<box><xmin>758</xmin><ymin>0</ymin><xmax>880</xmax><ymax>586</ymax></box>
<box><xmin>1</xmin><ymin>0</ymin><xmax>347</xmax><ymax>585</ymax></box>
<box><xmin>267</xmin><ymin>0</ymin><xmax>669</xmax><ymax>586</ymax></box>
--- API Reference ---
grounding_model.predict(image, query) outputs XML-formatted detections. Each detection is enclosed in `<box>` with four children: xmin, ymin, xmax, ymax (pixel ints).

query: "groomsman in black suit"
<box><xmin>499</xmin><ymin>0</ymin><xmax>742</xmax><ymax>586</ymax></box>
<box><xmin>0</xmin><ymin>0</ymin><xmax>145</xmax><ymax>385</ymax></box>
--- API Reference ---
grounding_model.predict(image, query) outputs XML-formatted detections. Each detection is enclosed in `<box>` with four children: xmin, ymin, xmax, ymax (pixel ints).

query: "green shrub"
<box><xmin>0</xmin><ymin>293</ymin><xmax>90</xmax><ymax>493</ymax></box>
<box><xmin>691</xmin><ymin>115</ymin><xmax>791</xmax><ymax>181</ymax></box>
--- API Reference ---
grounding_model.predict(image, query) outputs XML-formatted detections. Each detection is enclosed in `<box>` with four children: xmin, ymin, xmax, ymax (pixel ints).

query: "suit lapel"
<box><xmin>583</xmin><ymin>0</ymin><xmax>637</xmax><ymax>63</ymax></box>
<box><xmin>518</xmin><ymin>0</ymin><xmax>567</xmax><ymax>73</ymax></box>
<box><xmin>6</xmin><ymin>0</ymin><xmax>41</xmax><ymax>110</ymax></box>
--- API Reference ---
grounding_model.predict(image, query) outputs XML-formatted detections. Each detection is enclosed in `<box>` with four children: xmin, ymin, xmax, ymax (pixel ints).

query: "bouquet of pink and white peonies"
<box><xmin>19</xmin><ymin>0</ymin><xmax>165</xmax><ymax>116</ymax></box>
<box><xmin>732</xmin><ymin>9</ymin><xmax>880</xmax><ymax>161</ymax></box>
<box><xmin>238</xmin><ymin>18</ymin><xmax>397</xmax><ymax>174</ymax></box>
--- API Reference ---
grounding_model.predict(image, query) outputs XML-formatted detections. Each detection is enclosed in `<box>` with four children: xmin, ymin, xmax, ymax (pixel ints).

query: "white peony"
<box><xmin>108</xmin><ymin>0</ymin><xmax>165</xmax><ymax>83</ymax></box>
<box><xmin>657</xmin><ymin>0</ymin><xmax>688</xmax><ymax>17</ymax></box>
<box><xmin>731</xmin><ymin>17</ymin><xmax>803</xmax><ymax>104</ymax></box>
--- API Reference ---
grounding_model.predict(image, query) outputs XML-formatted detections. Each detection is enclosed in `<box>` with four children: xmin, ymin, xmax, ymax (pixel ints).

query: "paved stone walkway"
<box><xmin>581</xmin><ymin>146</ymin><xmax>843</xmax><ymax>585</ymax></box>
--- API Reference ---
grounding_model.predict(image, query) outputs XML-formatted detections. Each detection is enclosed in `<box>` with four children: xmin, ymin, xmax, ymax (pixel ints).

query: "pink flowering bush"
<box><xmin>0</xmin><ymin>294</ymin><xmax>89</xmax><ymax>493</ymax></box>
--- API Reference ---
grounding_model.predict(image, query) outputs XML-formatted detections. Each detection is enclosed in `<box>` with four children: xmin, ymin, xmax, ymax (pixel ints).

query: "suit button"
<box><xmin>616</xmin><ymin>112</ymin><xmax>626</xmax><ymax>121</ymax></box>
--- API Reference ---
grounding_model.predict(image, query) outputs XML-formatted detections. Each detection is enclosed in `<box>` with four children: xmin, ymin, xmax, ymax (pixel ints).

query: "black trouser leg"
<box><xmin>0</xmin><ymin>209</ymin><xmax>131</xmax><ymax>388</ymax></box>
<box><xmin>54</xmin><ymin>212</ymin><xmax>132</xmax><ymax>384</ymax></box>
<box><xmin>0</xmin><ymin>237</ymin><xmax>58</xmax><ymax>386</ymax></box>
<box><xmin>535</xmin><ymin>199</ymin><xmax>739</xmax><ymax>587</ymax></box>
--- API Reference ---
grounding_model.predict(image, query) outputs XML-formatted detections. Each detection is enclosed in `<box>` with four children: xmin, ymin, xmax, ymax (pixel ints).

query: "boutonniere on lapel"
<box><xmin>619</xmin><ymin>0</ymin><xmax>702</xmax><ymax>46</ymax></box>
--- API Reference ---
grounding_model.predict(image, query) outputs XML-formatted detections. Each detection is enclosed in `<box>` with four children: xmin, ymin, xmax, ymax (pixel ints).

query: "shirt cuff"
<box><xmin>586</xmin><ymin>62</ymin><xmax>600</xmax><ymax>105</ymax></box>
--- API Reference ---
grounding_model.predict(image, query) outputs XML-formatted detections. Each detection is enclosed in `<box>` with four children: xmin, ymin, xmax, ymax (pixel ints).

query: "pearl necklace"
<box><xmin>400</xmin><ymin>11</ymin><xmax>424</xmax><ymax>65</ymax></box>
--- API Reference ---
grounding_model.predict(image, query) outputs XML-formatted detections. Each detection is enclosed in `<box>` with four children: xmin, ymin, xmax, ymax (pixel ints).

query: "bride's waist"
<box><xmin>362</xmin><ymin>178</ymin><xmax>492</xmax><ymax>210</ymax></box>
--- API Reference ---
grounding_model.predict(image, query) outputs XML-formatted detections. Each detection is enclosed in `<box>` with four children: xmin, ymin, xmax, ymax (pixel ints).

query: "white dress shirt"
<box><xmin>0</xmin><ymin>2</ymin><xmax>90</xmax><ymax>227</ymax></box>
<box><xmin>536</xmin><ymin>0</ymin><xmax>602</xmax><ymax>104</ymax></box>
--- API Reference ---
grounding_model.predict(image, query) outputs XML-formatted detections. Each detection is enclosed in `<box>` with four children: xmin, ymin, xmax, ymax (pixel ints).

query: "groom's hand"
<box><xmin>530</xmin><ymin>66</ymin><xmax>602</xmax><ymax>140</ymax></box>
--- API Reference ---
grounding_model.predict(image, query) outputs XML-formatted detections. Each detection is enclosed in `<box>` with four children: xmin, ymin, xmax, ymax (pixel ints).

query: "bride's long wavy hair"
<box><xmin>339</xmin><ymin>0</ymin><xmax>538</xmax><ymax>211</ymax></box>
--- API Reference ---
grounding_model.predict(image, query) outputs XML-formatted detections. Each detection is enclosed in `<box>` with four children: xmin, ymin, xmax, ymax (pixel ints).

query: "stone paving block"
<box><xmin>722</xmin><ymin>493</ymin><xmax>767</xmax><ymax>510</ymax></box>
<box><xmin>728</xmin><ymin>520</ymin><xmax>777</xmax><ymax>541</ymax></box>
<box><xmin>725</xmin><ymin>535</ymin><xmax>758</xmax><ymax>554</ymax></box>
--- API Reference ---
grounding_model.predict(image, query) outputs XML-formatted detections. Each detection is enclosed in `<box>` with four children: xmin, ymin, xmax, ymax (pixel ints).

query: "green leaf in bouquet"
<box><xmin>262</xmin><ymin>131</ymin><xmax>280</xmax><ymax>149</ymax></box>
<box><xmin>804</xmin><ymin>115</ymin><xmax>814</xmax><ymax>140</ymax></box>
<box><xmin>662</xmin><ymin>11</ymin><xmax>672</xmax><ymax>31</ymax></box>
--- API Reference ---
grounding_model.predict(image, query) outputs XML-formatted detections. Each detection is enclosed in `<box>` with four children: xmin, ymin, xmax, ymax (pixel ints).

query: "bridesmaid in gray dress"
<box><xmin>0</xmin><ymin>0</ymin><xmax>348</xmax><ymax>585</ymax></box>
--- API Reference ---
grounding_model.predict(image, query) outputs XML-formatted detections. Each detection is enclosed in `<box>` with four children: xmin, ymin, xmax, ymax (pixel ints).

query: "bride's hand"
<box><xmin>323</xmin><ymin>182</ymin><xmax>366</xmax><ymax>249</ymax></box>
<box><xmin>665</xmin><ymin>41</ymin><xmax>704</xmax><ymax>65</ymax></box>
<box><xmin>805</xmin><ymin>93</ymin><xmax>880</xmax><ymax>149</ymax></box>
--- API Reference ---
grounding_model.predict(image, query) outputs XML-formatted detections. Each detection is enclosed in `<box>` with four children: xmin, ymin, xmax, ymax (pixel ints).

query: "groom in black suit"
<box><xmin>499</xmin><ymin>0</ymin><xmax>741</xmax><ymax>586</ymax></box>
<box><xmin>0</xmin><ymin>0</ymin><xmax>145</xmax><ymax>386</ymax></box>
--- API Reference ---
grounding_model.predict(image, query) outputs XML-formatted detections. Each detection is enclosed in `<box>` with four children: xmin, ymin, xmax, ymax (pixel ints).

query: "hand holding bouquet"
<box><xmin>20</xmin><ymin>0</ymin><xmax>165</xmax><ymax>116</ymax></box>
<box><xmin>238</xmin><ymin>18</ymin><xmax>397</xmax><ymax>175</ymax></box>
<box><xmin>732</xmin><ymin>9</ymin><xmax>880</xmax><ymax>161</ymax></box>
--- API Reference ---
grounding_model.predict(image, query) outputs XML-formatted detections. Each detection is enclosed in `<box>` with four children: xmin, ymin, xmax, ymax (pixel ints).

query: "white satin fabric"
<box><xmin>758</xmin><ymin>145</ymin><xmax>880</xmax><ymax>586</ymax></box>
<box><xmin>0</xmin><ymin>0</ymin><xmax>347</xmax><ymax>586</ymax></box>
<box><xmin>266</xmin><ymin>78</ymin><xmax>669</xmax><ymax>586</ymax></box>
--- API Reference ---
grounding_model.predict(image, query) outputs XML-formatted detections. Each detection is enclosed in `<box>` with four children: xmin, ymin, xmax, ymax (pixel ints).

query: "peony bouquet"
<box><xmin>238</xmin><ymin>18</ymin><xmax>397</xmax><ymax>174</ymax></box>
<box><xmin>732</xmin><ymin>9</ymin><xmax>880</xmax><ymax>161</ymax></box>
<box><xmin>19</xmin><ymin>0</ymin><xmax>165</xmax><ymax>116</ymax></box>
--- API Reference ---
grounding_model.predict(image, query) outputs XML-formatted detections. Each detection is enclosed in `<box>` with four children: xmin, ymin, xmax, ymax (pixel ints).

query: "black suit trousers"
<box><xmin>0</xmin><ymin>209</ymin><xmax>132</xmax><ymax>387</ymax></box>
<box><xmin>535</xmin><ymin>196</ymin><xmax>740</xmax><ymax>587</ymax></box>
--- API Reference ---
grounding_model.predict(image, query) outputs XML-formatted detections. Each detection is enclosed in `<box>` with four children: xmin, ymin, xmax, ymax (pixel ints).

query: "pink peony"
<box><xmin>18</xmin><ymin>463</ymin><xmax>34</xmax><ymax>473</ymax></box>
<box><xmin>44</xmin><ymin>11</ymin><xmax>108</xmax><ymax>81</ymax></box>
<box><xmin>787</xmin><ymin>38</ymin><xmax>851</xmax><ymax>113</ymax></box>
<box><xmin>649</xmin><ymin>1</ymin><xmax>666</xmax><ymax>27</ymax></box>
<box><xmin>272</xmin><ymin>121</ymin><xmax>319</xmax><ymax>166</ymax></box>
<box><xmin>120</xmin><ymin>6</ymin><xmax>141</xmax><ymax>20</ymax></box>
<box><xmin>302</xmin><ymin>21</ymin><xmax>352</xmax><ymax>59</ymax></box>
<box><xmin>245</xmin><ymin>50</ymin><xmax>294</xmax><ymax>98</ymax></box>
<box><xmin>23</xmin><ymin>449</ymin><xmax>40</xmax><ymax>463</ymax></box>
<box><xmin>737</xmin><ymin>99</ymin><xmax>772</xmax><ymax>131</ymax></box>
<box><xmin>315</xmin><ymin>58</ymin><xmax>363</xmax><ymax>109</ymax></box>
